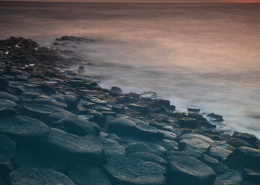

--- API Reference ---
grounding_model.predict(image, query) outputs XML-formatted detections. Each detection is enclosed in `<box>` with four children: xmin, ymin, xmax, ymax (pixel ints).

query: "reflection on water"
<box><xmin>0</xmin><ymin>2</ymin><xmax>260</xmax><ymax>137</ymax></box>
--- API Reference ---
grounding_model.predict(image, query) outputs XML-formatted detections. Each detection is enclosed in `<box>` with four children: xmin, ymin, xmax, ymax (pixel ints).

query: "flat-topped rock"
<box><xmin>214</xmin><ymin>169</ymin><xmax>243</xmax><ymax>185</ymax></box>
<box><xmin>47</xmin><ymin>128</ymin><xmax>104</xmax><ymax>165</ymax></box>
<box><xmin>0</xmin><ymin>91</ymin><xmax>18</xmax><ymax>102</ymax></box>
<box><xmin>0</xmin><ymin>115</ymin><xmax>49</xmax><ymax>143</ymax></box>
<box><xmin>208</xmin><ymin>146</ymin><xmax>232</xmax><ymax>161</ymax></box>
<box><xmin>179</xmin><ymin>134</ymin><xmax>214</xmax><ymax>153</ymax></box>
<box><xmin>69</xmin><ymin>165</ymin><xmax>111</xmax><ymax>185</ymax></box>
<box><xmin>103</xmin><ymin>155</ymin><xmax>166</xmax><ymax>185</ymax></box>
<box><xmin>10</xmin><ymin>168</ymin><xmax>75</xmax><ymax>185</ymax></box>
<box><xmin>158</xmin><ymin>130</ymin><xmax>177</xmax><ymax>140</ymax></box>
<box><xmin>242</xmin><ymin>168</ymin><xmax>260</xmax><ymax>184</ymax></box>
<box><xmin>0</xmin><ymin>100</ymin><xmax>16</xmax><ymax>115</ymax></box>
<box><xmin>108</xmin><ymin>117</ymin><xmax>136</xmax><ymax>133</ymax></box>
<box><xmin>127</xmin><ymin>152</ymin><xmax>168</xmax><ymax>166</ymax></box>
<box><xmin>168</xmin><ymin>154</ymin><xmax>216</xmax><ymax>185</ymax></box>
<box><xmin>126</xmin><ymin>142</ymin><xmax>163</xmax><ymax>156</ymax></box>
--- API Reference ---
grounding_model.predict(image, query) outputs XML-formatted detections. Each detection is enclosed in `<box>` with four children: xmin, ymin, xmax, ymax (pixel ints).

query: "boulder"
<box><xmin>10</xmin><ymin>168</ymin><xmax>75</xmax><ymax>185</ymax></box>
<box><xmin>242</xmin><ymin>168</ymin><xmax>260</xmax><ymax>184</ymax></box>
<box><xmin>232</xmin><ymin>132</ymin><xmax>258</xmax><ymax>148</ymax></box>
<box><xmin>132</xmin><ymin>122</ymin><xmax>159</xmax><ymax>138</ymax></box>
<box><xmin>110</xmin><ymin>86</ymin><xmax>122</xmax><ymax>95</ymax></box>
<box><xmin>0</xmin><ymin>91</ymin><xmax>18</xmax><ymax>102</ymax></box>
<box><xmin>0</xmin><ymin>115</ymin><xmax>49</xmax><ymax>143</ymax></box>
<box><xmin>126</xmin><ymin>142</ymin><xmax>163</xmax><ymax>157</ymax></box>
<box><xmin>47</xmin><ymin>128</ymin><xmax>104</xmax><ymax>165</ymax></box>
<box><xmin>178</xmin><ymin>117</ymin><xmax>198</xmax><ymax>129</ymax></box>
<box><xmin>127</xmin><ymin>152</ymin><xmax>168</xmax><ymax>166</ymax></box>
<box><xmin>107</xmin><ymin>117</ymin><xmax>136</xmax><ymax>133</ymax></box>
<box><xmin>0</xmin><ymin>100</ymin><xmax>16</xmax><ymax>115</ymax></box>
<box><xmin>112</xmin><ymin>105</ymin><xmax>125</xmax><ymax>114</ymax></box>
<box><xmin>168</xmin><ymin>154</ymin><xmax>216</xmax><ymax>185</ymax></box>
<box><xmin>203</xmin><ymin>155</ymin><xmax>229</xmax><ymax>175</ymax></box>
<box><xmin>208</xmin><ymin>146</ymin><xmax>232</xmax><ymax>161</ymax></box>
<box><xmin>158</xmin><ymin>130</ymin><xmax>177</xmax><ymax>140</ymax></box>
<box><xmin>227</xmin><ymin>138</ymin><xmax>253</xmax><ymax>148</ymax></box>
<box><xmin>178</xmin><ymin>134</ymin><xmax>214</xmax><ymax>153</ymax></box>
<box><xmin>214</xmin><ymin>169</ymin><xmax>243</xmax><ymax>185</ymax></box>
<box><xmin>103</xmin><ymin>155</ymin><xmax>166</xmax><ymax>185</ymax></box>
<box><xmin>69</xmin><ymin>165</ymin><xmax>111</xmax><ymax>185</ymax></box>
<box><xmin>128</xmin><ymin>103</ymin><xmax>149</xmax><ymax>115</ymax></box>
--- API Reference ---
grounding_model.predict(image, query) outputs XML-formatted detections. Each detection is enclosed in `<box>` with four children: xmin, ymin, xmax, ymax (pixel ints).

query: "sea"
<box><xmin>0</xmin><ymin>2</ymin><xmax>260</xmax><ymax>138</ymax></box>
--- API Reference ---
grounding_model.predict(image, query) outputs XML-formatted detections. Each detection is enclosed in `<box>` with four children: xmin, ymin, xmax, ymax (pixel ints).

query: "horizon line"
<box><xmin>1</xmin><ymin>1</ymin><xmax>260</xmax><ymax>3</ymax></box>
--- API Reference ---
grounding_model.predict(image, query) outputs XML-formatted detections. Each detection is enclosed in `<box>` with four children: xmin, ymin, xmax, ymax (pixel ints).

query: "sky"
<box><xmin>2</xmin><ymin>0</ymin><xmax>260</xmax><ymax>3</ymax></box>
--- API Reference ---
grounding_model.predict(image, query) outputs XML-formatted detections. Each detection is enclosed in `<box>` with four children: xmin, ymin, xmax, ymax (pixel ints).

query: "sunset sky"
<box><xmin>3</xmin><ymin>0</ymin><xmax>260</xmax><ymax>3</ymax></box>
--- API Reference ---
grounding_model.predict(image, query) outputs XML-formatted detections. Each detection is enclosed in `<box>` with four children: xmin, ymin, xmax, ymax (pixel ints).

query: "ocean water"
<box><xmin>0</xmin><ymin>2</ymin><xmax>260</xmax><ymax>137</ymax></box>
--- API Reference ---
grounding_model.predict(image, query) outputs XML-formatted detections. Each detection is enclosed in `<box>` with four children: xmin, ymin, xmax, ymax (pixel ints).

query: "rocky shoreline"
<box><xmin>0</xmin><ymin>36</ymin><xmax>260</xmax><ymax>185</ymax></box>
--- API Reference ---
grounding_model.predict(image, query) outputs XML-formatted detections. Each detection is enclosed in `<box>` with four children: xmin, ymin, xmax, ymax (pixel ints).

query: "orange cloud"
<box><xmin>238</xmin><ymin>0</ymin><xmax>260</xmax><ymax>2</ymax></box>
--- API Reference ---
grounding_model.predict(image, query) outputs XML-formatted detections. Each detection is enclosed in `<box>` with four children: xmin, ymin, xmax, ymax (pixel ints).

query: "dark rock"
<box><xmin>93</xmin><ymin>105</ymin><xmax>111</xmax><ymax>111</ymax></box>
<box><xmin>235</xmin><ymin>181</ymin><xmax>259</xmax><ymax>185</ymax></box>
<box><xmin>178</xmin><ymin>134</ymin><xmax>214</xmax><ymax>153</ymax></box>
<box><xmin>207</xmin><ymin>146</ymin><xmax>232</xmax><ymax>161</ymax></box>
<box><xmin>46</xmin><ymin>128</ymin><xmax>104</xmax><ymax>165</ymax></box>
<box><xmin>188</xmin><ymin>107</ymin><xmax>200</xmax><ymax>112</ymax></box>
<box><xmin>149</xmin><ymin>121</ymin><xmax>174</xmax><ymax>132</ymax></box>
<box><xmin>110</xmin><ymin>86</ymin><xmax>122</xmax><ymax>95</ymax></box>
<box><xmin>132</xmin><ymin>121</ymin><xmax>159</xmax><ymax>138</ymax></box>
<box><xmin>166</xmin><ymin>150</ymin><xmax>204</xmax><ymax>161</ymax></box>
<box><xmin>63</xmin><ymin>95</ymin><xmax>78</xmax><ymax>108</ymax></box>
<box><xmin>214</xmin><ymin>169</ymin><xmax>243</xmax><ymax>185</ymax></box>
<box><xmin>69</xmin><ymin>165</ymin><xmax>111</xmax><ymax>185</ymax></box>
<box><xmin>168</xmin><ymin>154</ymin><xmax>216</xmax><ymax>185</ymax></box>
<box><xmin>158</xmin><ymin>130</ymin><xmax>177</xmax><ymax>140</ymax></box>
<box><xmin>228</xmin><ymin>138</ymin><xmax>253</xmax><ymax>148</ymax></box>
<box><xmin>32</xmin><ymin>98</ymin><xmax>68</xmax><ymax>108</ymax></box>
<box><xmin>126</xmin><ymin>142</ymin><xmax>163</xmax><ymax>157</ymax></box>
<box><xmin>178</xmin><ymin>117</ymin><xmax>198</xmax><ymax>129</ymax></box>
<box><xmin>103</xmin><ymin>155</ymin><xmax>166</xmax><ymax>185</ymax></box>
<box><xmin>0</xmin><ymin>115</ymin><xmax>49</xmax><ymax>144</ymax></box>
<box><xmin>242</xmin><ymin>168</ymin><xmax>260</xmax><ymax>184</ymax></box>
<box><xmin>128</xmin><ymin>103</ymin><xmax>149</xmax><ymax>114</ymax></box>
<box><xmin>0</xmin><ymin>100</ymin><xmax>16</xmax><ymax>115</ymax></box>
<box><xmin>155</xmin><ymin>99</ymin><xmax>171</xmax><ymax>108</ymax></box>
<box><xmin>232</xmin><ymin>131</ymin><xmax>258</xmax><ymax>148</ymax></box>
<box><xmin>36</xmin><ymin>84</ymin><xmax>56</xmax><ymax>94</ymax></box>
<box><xmin>117</xmin><ymin>96</ymin><xmax>138</xmax><ymax>103</ymax></box>
<box><xmin>10</xmin><ymin>168</ymin><xmax>75</xmax><ymax>185</ymax></box>
<box><xmin>107</xmin><ymin>117</ymin><xmax>136</xmax><ymax>134</ymax></box>
<box><xmin>224</xmin><ymin>147</ymin><xmax>260</xmax><ymax>170</ymax></box>
<box><xmin>0</xmin><ymin>134</ymin><xmax>16</xmax><ymax>172</ymax></box>
<box><xmin>0</xmin><ymin>91</ymin><xmax>19</xmax><ymax>102</ymax></box>
<box><xmin>112</xmin><ymin>105</ymin><xmax>125</xmax><ymax>114</ymax></box>
<box><xmin>127</xmin><ymin>152</ymin><xmax>168</xmax><ymax>166</ymax></box>
<box><xmin>203</xmin><ymin>155</ymin><xmax>229</xmax><ymax>175</ymax></box>
<box><xmin>0</xmin><ymin>77</ymin><xmax>9</xmax><ymax>88</ymax></box>
<box><xmin>207</xmin><ymin>113</ymin><xmax>224</xmax><ymax>122</ymax></box>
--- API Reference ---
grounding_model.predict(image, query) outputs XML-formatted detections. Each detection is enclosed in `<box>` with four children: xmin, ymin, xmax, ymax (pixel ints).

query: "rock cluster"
<box><xmin>0</xmin><ymin>37</ymin><xmax>260</xmax><ymax>185</ymax></box>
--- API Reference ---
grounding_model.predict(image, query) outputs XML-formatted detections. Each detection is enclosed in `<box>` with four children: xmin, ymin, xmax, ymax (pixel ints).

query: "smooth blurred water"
<box><xmin>1</xmin><ymin>2</ymin><xmax>260</xmax><ymax>137</ymax></box>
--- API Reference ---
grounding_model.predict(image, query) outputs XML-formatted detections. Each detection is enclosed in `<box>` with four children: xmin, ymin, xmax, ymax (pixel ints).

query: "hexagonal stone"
<box><xmin>0</xmin><ymin>115</ymin><xmax>49</xmax><ymax>143</ymax></box>
<box><xmin>10</xmin><ymin>168</ymin><xmax>75</xmax><ymax>185</ymax></box>
<box><xmin>168</xmin><ymin>154</ymin><xmax>216</xmax><ymax>185</ymax></box>
<box><xmin>46</xmin><ymin>128</ymin><xmax>104</xmax><ymax>165</ymax></box>
<box><xmin>103</xmin><ymin>156</ymin><xmax>166</xmax><ymax>185</ymax></box>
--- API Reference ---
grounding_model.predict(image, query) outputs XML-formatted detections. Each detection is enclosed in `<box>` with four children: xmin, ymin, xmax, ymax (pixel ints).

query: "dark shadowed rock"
<box><xmin>0</xmin><ymin>77</ymin><xmax>9</xmax><ymax>88</ymax></box>
<box><xmin>207</xmin><ymin>113</ymin><xmax>224</xmax><ymax>122</ymax></box>
<box><xmin>103</xmin><ymin>155</ymin><xmax>166</xmax><ymax>185</ymax></box>
<box><xmin>242</xmin><ymin>168</ymin><xmax>260</xmax><ymax>184</ymax></box>
<box><xmin>224</xmin><ymin>147</ymin><xmax>260</xmax><ymax>170</ymax></box>
<box><xmin>108</xmin><ymin>117</ymin><xmax>136</xmax><ymax>133</ymax></box>
<box><xmin>178</xmin><ymin>117</ymin><xmax>198</xmax><ymax>129</ymax></box>
<box><xmin>69</xmin><ymin>165</ymin><xmax>111</xmax><ymax>185</ymax></box>
<box><xmin>168</xmin><ymin>154</ymin><xmax>216</xmax><ymax>185</ymax></box>
<box><xmin>127</xmin><ymin>152</ymin><xmax>168</xmax><ymax>166</ymax></box>
<box><xmin>110</xmin><ymin>86</ymin><xmax>122</xmax><ymax>95</ymax></box>
<box><xmin>47</xmin><ymin>128</ymin><xmax>104</xmax><ymax>165</ymax></box>
<box><xmin>0</xmin><ymin>134</ymin><xmax>16</xmax><ymax>172</ymax></box>
<box><xmin>0</xmin><ymin>100</ymin><xmax>16</xmax><ymax>115</ymax></box>
<box><xmin>128</xmin><ymin>103</ymin><xmax>149</xmax><ymax>115</ymax></box>
<box><xmin>203</xmin><ymin>155</ymin><xmax>229</xmax><ymax>175</ymax></box>
<box><xmin>235</xmin><ymin>182</ymin><xmax>259</xmax><ymax>185</ymax></box>
<box><xmin>0</xmin><ymin>91</ymin><xmax>18</xmax><ymax>102</ymax></box>
<box><xmin>214</xmin><ymin>169</ymin><xmax>243</xmax><ymax>185</ymax></box>
<box><xmin>232</xmin><ymin>131</ymin><xmax>258</xmax><ymax>148</ymax></box>
<box><xmin>36</xmin><ymin>84</ymin><xmax>56</xmax><ymax>94</ymax></box>
<box><xmin>158</xmin><ymin>130</ymin><xmax>177</xmax><ymax>140</ymax></box>
<box><xmin>112</xmin><ymin>105</ymin><xmax>126</xmax><ymax>114</ymax></box>
<box><xmin>132</xmin><ymin>121</ymin><xmax>159</xmax><ymax>138</ymax></box>
<box><xmin>0</xmin><ymin>115</ymin><xmax>49</xmax><ymax>143</ymax></box>
<box><xmin>228</xmin><ymin>138</ymin><xmax>253</xmax><ymax>148</ymax></box>
<box><xmin>126</xmin><ymin>142</ymin><xmax>163</xmax><ymax>156</ymax></box>
<box><xmin>10</xmin><ymin>168</ymin><xmax>75</xmax><ymax>185</ymax></box>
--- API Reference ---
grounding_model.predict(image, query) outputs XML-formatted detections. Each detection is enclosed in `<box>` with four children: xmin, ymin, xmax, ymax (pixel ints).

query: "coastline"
<box><xmin>0</xmin><ymin>36</ymin><xmax>260</xmax><ymax>184</ymax></box>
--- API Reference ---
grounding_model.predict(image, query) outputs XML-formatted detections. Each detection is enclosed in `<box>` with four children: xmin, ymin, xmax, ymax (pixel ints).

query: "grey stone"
<box><xmin>214</xmin><ymin>169</ymin><xmax>243</xmax><ymax>185</ymax></box>
<box><xmin>0</xmin><ymin>100</ymin><xmax>16</xmax><ymax>115</ymax></box>
<box><xmin>0</xmin><ymin>91</ymin><xmax>18</xmax><ymax>102</ymax></box>
<box><xmin>208</xmin><ymin>146</ymin><xmax>232</xmax><ymax>161</ymax></box>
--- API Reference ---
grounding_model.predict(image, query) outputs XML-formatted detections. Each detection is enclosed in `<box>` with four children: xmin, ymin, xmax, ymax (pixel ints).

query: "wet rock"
<box><xmin>242</xmin><ymin>168</ymin><xmax>260</xmax><ymax>184</ymax></box>
<box><xmin>224</xmin><ymin>147</ymin><xmax>260</xmax><ymax>170</ymax></box>
<box><xmin>103</xmin><ymin>155</ymin><xmax>166</xmax><ymax>185</ymax></box>
<box><xmin>232</xmin><ymin>131</ymin><xmax>258</xmax><ymax>148</ymax></box>
<box><xmin>110</xmin><ymin>86</ymin><xmax>122</xmax><ymax>95</ymax></box>
<box><xmin>10</xmin><ymin>168</ymin><xmax>75</xmax><ymax>185</ymax></box>
<box><xmin>207</xmin><ymin>113</ymin><xmax>224</xmax><ymax>122</ymax></box>
<box><xmin>112</xmin><ymin>105</ymin><xmax>125</xmax><ymax>114</ymax></box>
<box><xmin>214</xmin><ymin>169</ymin><xmax>243</xmax><ymax>185</ymax></box>
<box><xmin>0</xmin><ymin>134</ymin><xmax>16</xmax><ymax>172</ymax></box>
<box><xmin>208</xmin><ymin>146</ymin><xmax>232</xmax><ymax>161</ymax></box>
<box><xmin>47</xmin><ymin>128</ymin><xmax>104</xmax><ymax>165</ymax></box>
<box><xmin>168</xmin><ymin>154</ymin><xmax>216</xmax><ymax>185</ymax></box>
<box><xmin>178</xmin><ymin>134</ymin><xmax>214</xmax><ymax>153</ymax></box>
<box><xmin>188</xmin><ymin>107</ymin><xmax>200</xmax><ymax>112</ymax></box>
<box><xmin>178</xmin><ymin>117</ymin><xmax>198</xmax><ymax>129</ymax></box>
<box><xmin>69</xmin><ymin>165</ymin><xmax>111</xmax><ymax>185</ymax></box>
<box><xmin>0</xmin><ymin>91</ymin><xmax>19</xmax><ymax>102</ymax></box>
<box><xmin>108</xmin><ymin>117</ymin><xmax>136</xmax><ymax>134</ymax></box>
<box><xmin>0</xmin><ymin>100</ymin><xmax>16</xmax><ymax>115</ymax></box>
<box><xmin>128</xmin><ymin>103</ymin><xmax>149</xmax><ymax>115</ymax></box>
<box><xmin>0</xmin><ymin>115</ymin><xmax>49</xmax><ymax>144</ymax></box>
